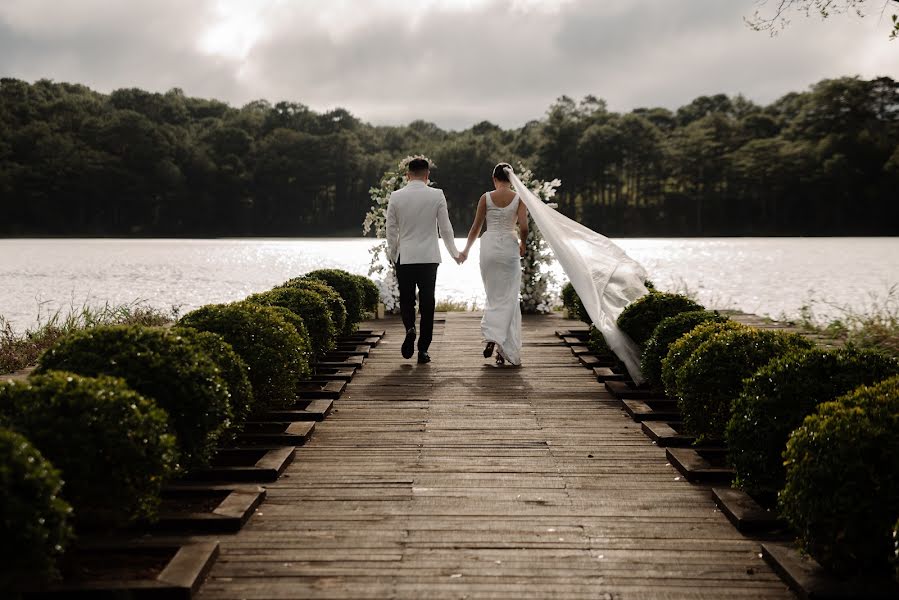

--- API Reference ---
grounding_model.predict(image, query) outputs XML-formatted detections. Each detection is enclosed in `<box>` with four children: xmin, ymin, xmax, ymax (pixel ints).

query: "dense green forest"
<box><xmin>0</xmin><ymin>76</ymin><xmax>897</xmax><ymax>237</ymax></box>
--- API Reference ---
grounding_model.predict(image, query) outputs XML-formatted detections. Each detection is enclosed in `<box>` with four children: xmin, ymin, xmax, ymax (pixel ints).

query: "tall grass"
<box><xmin>1</xmin><ymin>301</ymin><xmax>178</xmax><ymax>375</ymax></box>
<box><xmin>790</xmin><ymin>285</ymin><xmax>899</xmax><ymax>359</ymax></box>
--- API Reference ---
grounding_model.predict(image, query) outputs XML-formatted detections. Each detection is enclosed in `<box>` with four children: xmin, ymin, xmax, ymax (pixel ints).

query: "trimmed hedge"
<box><xmin>617</xmin><ymin>292</ymin><xmax>704</xmax><ymax>347</ymax></box>
<box><xmin>350</xmin><ymin>273</ymin><xmax>381</xmax><ymax>312</ymax></box>
<box><xmin>675</xmin><ymin>328</ymin><xmax>813</xmax><ymax>442</ymax></box>
<box><xmin>277</xmin><ymin>277</ymin><xmax>348</xmax><ymax>335</ymax></box>
<box><xmin>587</xmin><ymin>326</ymin><xmax>611</xmax><ymax>356</ymax></box>
<box><xmin>0</xmin><ymin>426</ymin><xmax>73</xmax><ymax>589</ymax></box>
<box><xmin>179</xmin><ymin>303</ymin><xmax>311</xmax><ymax>411</ymax></box>
<box><xmin>304</xmin><ymin>269</ymin><xmax>365</xmax><ymax>330</ymax></box>
<box><xmin>176</xmin><ymin>328</ymin><xmax>254</xmax><ymax>435</ymax></box>
<box><xmin>661</xmin><ymin>320</ymin><xmax>747</xmax><ymax>398</ymax></box>
<box><xmin>779</xmin><ymin>375</ymin><xmax>899</xmax><ymax>576</ymax></box>
<box><xmin>561</xmin><ymin>282</ymin><xmax>590</xmax><ymax>323</ymax></box>
<box><xmin>35</xmin><ymin>325</ymin><xmax>231</xmax><ymax>470</ymax></box>
<box><xmin>0</xmin><ymin>372</ymin><xmax>178</xmax><ymax>527</ymax></box>
<box><xmin>641</xmin><ymin>310</ymin><xmax>729</xmax><ymax>388</ymax></box>
<box><xmin>728</xmin><ymin>346</ymin><xmax>899</xmax><ymax>500</ymax></box>
<box><xmin>247</xmin><ymin>287</ymin><xmax>336</xmax><ymax>358</ymax></box>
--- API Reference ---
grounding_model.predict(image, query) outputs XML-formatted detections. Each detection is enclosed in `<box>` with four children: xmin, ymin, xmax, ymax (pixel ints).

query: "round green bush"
<box><xmin>0</xmin><ymin>426</ymin><xmax>73</xmax><ymax>589</ymax></box>
<box><xmin>247</xmin><ymin>287</ymin><xmax>336</xmax><ymax>358</ymax></box>
<box><xmin>641</xmin><ymin>310</ymin><xmax>729</xmax><ymax>388</ymax></box>
<box><xmin>561</xmin><ymin>281</ymin><xmax>590</xmax><ymax>323</ymax></box>
<box><xmin>350</xmin><ymin>273</ymin><xmax>380</xmax><ymax>312</ymax></box>
<box><xmin>661</xmin><ymin>320</ymin><xmax>747</xmax><ymax>398</ymax></box>
<box><xmin>587</xmin><ymin>326</ymin><xmax>611</xmax><ymax>356</ymax></box>
<box><xmin>617</xmin><ymin>292</ymin><xmax>704</xmax><ymax>347</ymax></box>
<box><xmin>35</xmin><ymin>325</ymin><xmax>231</xmax><ymax>471</ymax></box>
<box><xmin>728</xmin><ymin>346</ymin><xmax>899</xmax><ymax>500</ymax></box>
<box><xmin>179</xmin><ymin>303</ymin><xmax>311</xmax><ymax>411</ymax></box>
<box><xmin>0</xmin><ymin>372</ymin><xmax>178</xmax><ymax>527</ymax></box>
<box><xmin>676</xmin><ymin>328</ymin><xmax>814</xmax><ymax>442</ymax></box>
<box><xmin>175</xmin><ymin>328</ymin><xmax>253</xmax><ymax>434</ymax></box>
<box><xmin>277</xmin><ymin>277</ymin><xmax>348</xmax><ymax>335</ymax></box>
<box><xmin>779</xmin><ymin>375</ymin><xmax>899</xmax><ymax>576</ymax></box>
<box><xmin>304</xmin><ymin>269</ymin><xmax>365</xmax><ymax>329</ymax></box>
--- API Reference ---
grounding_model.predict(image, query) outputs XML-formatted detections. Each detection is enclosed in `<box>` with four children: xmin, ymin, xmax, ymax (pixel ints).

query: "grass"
<box><xmin>1</xmin><ymin>300</ymin><xmax>178</xmax><ymax>375</ymax></box>
<box><xmin>789</xmin><ymin>285</ymin><xmax>899</xmax><ymax>359</ymax></box>
<box><xmin>435</xmin><ymin>298</ymin><xmax>480</xmax><ymax>312</ymax></box>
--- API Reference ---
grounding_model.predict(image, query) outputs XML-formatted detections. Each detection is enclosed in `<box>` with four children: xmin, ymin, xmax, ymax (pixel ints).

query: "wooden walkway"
<box><xmin>196</xmin><ymin>312</ymin><xmax>794</xmax><ymax>600</ymax></box>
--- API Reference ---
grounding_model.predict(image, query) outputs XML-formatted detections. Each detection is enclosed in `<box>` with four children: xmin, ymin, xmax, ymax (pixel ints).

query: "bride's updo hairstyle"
<box><xmin>493</xmin><ymin>162</ymin><xmax>512</xmax><ymax>183</ymax></box>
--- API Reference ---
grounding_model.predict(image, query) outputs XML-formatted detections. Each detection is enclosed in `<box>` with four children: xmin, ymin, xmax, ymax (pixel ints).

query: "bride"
<box><xmin>459</xmin><ymin>163</ymin><xmax>526</xmax><ymax>366</ymax></box>
<box><xmin>459</xmin><ymin>163</ymin><xmax>650</xmax><ymax>381</ymax></box>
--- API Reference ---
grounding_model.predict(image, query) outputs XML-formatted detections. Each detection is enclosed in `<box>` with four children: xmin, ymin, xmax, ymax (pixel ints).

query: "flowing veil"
<box><xmin>505</xmin><ymin>166</ymin><xmax>649</xmax><ymax>383</ymax></box>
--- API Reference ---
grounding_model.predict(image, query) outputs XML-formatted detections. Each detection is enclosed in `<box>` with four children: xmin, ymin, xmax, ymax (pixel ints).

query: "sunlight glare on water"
<box><xmin>2</xmin><ymin>237</ymin><xmax>897</xmax><ymax>332</ymax></box>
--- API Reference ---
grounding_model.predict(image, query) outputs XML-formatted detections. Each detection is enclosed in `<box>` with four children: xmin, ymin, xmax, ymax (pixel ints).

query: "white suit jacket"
<box><xmin>385</xmin><ymin>180</ymin><xmax>459</xmax><ymax>264</ymax></box>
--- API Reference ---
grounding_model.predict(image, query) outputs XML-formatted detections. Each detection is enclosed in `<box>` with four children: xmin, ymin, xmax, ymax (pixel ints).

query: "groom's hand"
<box><xmin>456</xmin><ymin>251</ymin><xmax>467</xmax><ymax>265</ymax></box>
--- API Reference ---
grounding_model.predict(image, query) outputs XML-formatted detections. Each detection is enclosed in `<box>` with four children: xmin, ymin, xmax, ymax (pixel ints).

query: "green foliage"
<box><xmin>728</xmin><ymin>346</ymin><xmax>899</xmax><ymax>500</ymax></box>
<box><xmin>178</xmin><ymin>303</ymin><xmax>311</xmax><ymax>411</ymax></box>
<box><xmin>779</xmin><ymin>375</ymin><xmax>899</xmax><ymax>576</ymax></box>
<box><xmin>304</xmin><ymin>269</ymin><xmax>365</xmax><ymax>331</ymax></box>
<box><xmin>247</xmin><ymin>287</ymin><xmax>335</xmax><ymax>358</ymax></box>
<box><xmin>676</xmin><ymin>328</ymin><xmax>813</xmax><ymax>442</ymax></box>
<box><xmin>0</xmin><ymin>426</ymin><xmax>73</xmax><ymax>589</ymax></box>
<box><xmin>34</xmin><ymin>325</ymin><xmax>231</xmax><ymax>470</ymax></box>
<box><xmin>662</xmin><ymin>321</ymin><xmax>747</xmax><ymax>397</ymax></box>
<box><xmin>561</xmin><ymin>282</ymin><xmax>590</xmax><ymax>323</ymax></box>
<box><xmin>641</xmin><ymin>310</ymin><xmax>729</xmax><ymax>388</ymax></box>
<box><xmin>587</xmin><ymin>326</ymin><xmax>611</xmax><ymax>356</ymax></box>
<box><xmin>1</xmin><ymin>77</ymin><xmax>898</xmax><ymax>237</ymax></box>
<box><xmin>277</xmin><ymin>278</ymin><xmax>347</xmax><ymax>335</ymax></box>
<box><xmin>350</xmin><ymin>274</ymin><xmax>381</xmax><ymax>312</ymax></box>
<box><xmin>0</xmin><ymin>372</ymin><xmax>178</xmax><ymax>527</ymax></box>
<box><xmin>174</xmin><ymin>328</ymin><xmax>253</xmax><ymax>435</ymax></box>
<box><xmin>617</xmin><ymin>292</ymin><xmax>704</xmax><ymax>347</ymax></box>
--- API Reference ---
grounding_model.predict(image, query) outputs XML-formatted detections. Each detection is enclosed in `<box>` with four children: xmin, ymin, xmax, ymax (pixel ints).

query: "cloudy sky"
<box><xmin>1</xmin><ymin>0</ymin><xmax>896</xmax><ymax>129</ymax></box>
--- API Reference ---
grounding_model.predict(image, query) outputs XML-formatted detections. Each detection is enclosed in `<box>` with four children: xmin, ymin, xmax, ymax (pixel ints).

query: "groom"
<box><xmin>385</xmin><ymin>158</ymin><xmax>462</xmax><ymax>364</ymax></box>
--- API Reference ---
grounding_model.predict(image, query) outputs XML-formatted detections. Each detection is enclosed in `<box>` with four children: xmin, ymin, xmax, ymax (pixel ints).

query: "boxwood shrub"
<box><xmin>0</xmin><ymin>426</ymin><xmax>73</xmax><ymax>590</ymax></box>
<box><xmin>0</xmin><ymin>372</ymin><xmax>178</xmax><ymax>527</ymax></box>
<box><xmin>617</xmin><ymin>292</ymin><xmax>704</xmax><ymax>347</ymax></box>
<box><xmin>35</xmin><ymin>325</ymin><xmax>231</xmax><ymax>471</ymax></box>
<box><xmin>247</xmin><ymin>287</ymin><xmax>336</xmax><ymax>358</ymax></box>
<box><xmin>561</xmin><ymin>281</ymin><xmax>590</xmax><ymax>323</ymax></box>
<box><xmin>179</xmin><ymin>303</ymin><xmax>311</xmax><ymax>411</ymax></box>
<box><xmin>728</xmin><ymin>346</ymin><xmax>899</xmax><ymax>500</ymax></box>
<box><xmin>277</xmin><ymin>277</ymin><xmax>348</xmax><ymax>335</ymax></box>
<box><xmin>661</xmin><ymin>320</ymin><xmax>747</xmax><ymax>398</ymax></box>
<box><xmin>676</xmin><ymin>328</ymin><xmax>813</xmax><ymax>442</ymax></box>
<box><xmin>304</xmin><ymin>269</ymin><xmax>365</xmax><ymax>329</ymax></box>
<box><xmin>779</xmin><ymin>375</ymin><xmax>899</xmax><ymax>576</ymax></box>
<box><xmin>350</xmin><ymin>273</ymin><xmax>381</xmax><ymax>313</ymax></box>
<box><xmin>175</xmin><ymin>328</ymin><xmax>253</xmax><ymax>435</ymax></box>
<box><xmin>641</xmin><ymin>310</ymin><xmax>729</xmax><ymax>389</ymax></box>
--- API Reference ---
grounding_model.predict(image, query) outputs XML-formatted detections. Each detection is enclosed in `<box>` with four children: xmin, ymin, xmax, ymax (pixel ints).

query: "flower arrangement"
<box><xmin>362</xmin><ymin>156</ymin><xmax>561</xmax><ymax>314</ymax></box>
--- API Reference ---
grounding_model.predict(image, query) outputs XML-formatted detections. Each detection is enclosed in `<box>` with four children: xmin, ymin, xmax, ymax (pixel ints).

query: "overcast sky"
<box><xmin>1</xmin><ymin>0</ymin><xmax>896</xmax><ymax>129</ymax></box>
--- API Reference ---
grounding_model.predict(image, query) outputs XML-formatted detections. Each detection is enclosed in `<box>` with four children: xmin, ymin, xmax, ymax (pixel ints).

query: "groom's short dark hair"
<box><xmin>407</xmin><ymin>158</ymin><xmax>430</xmax><ymax>174</ymax></box>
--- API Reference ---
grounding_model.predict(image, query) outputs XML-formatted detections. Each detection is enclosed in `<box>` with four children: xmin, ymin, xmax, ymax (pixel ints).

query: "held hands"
<box><xmin>455</xmin><ymin>250</ymin><xmax>468</xmax><ymax>265</ymax></box>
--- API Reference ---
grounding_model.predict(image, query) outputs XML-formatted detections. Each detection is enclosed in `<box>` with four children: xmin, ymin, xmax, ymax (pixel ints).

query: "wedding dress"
<box><xmin>479</xmin><ymin>191</ymin><xmax>523</xmax><ymax>365</ymax></box>
<box><xmin>505</xmin><ymin>167</ymin><xmax>649</xmax><ymax>383</ymax></box>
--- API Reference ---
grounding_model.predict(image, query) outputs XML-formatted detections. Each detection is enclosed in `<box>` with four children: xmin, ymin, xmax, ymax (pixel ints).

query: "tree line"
<box><xmin>0</xmin><ymin>75</ymin><xmax>896</xmax><ymax>237</ymax></box>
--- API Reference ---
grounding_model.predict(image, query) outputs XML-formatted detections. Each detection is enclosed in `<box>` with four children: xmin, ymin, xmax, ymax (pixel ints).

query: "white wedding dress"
<box><xmin>479</xmin><ymin>191</ymin><xmax>523</xmax><ymax>365</ymax></box>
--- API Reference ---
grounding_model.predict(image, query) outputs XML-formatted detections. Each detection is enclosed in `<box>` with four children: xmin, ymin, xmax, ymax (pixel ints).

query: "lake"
<box><xmin>2</xmin><ymin>237</ymin><xmax>897</xmax><ymax>332</ymax></box>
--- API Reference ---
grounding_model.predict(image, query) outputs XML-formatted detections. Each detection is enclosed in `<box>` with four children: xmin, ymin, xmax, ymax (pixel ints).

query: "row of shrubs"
<box><xmin>0</xmin><ymin>269</ymin><xmax>380</xmax><ymax>589</ymax></box>
<box><xmin>563</xmin><ymin>281</ymin><xmax>899</xmax><ymax>580</ymax></box>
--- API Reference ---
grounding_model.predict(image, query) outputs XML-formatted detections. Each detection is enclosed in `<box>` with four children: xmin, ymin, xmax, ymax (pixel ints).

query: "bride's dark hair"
<box><xmin>493</xmin><ymin>162</ymin><xmax>512</xmax><ymax>182</ymax></box>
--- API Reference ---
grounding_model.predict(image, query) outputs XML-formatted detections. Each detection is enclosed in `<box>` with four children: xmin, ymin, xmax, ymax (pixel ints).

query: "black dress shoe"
<box><xmin>417</xmin><ymin>352</ymin><xmax>431</xmax><ymax>364</ymax></box>
<box><xmin>401</xmin><ymin>327</ymin><xmax>416</xmax><ymax>359</ymax></box>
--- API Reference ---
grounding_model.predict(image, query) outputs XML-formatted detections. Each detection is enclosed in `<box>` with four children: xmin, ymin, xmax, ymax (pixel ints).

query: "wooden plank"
<box><xmin>641</xmin><ymin>421</ymin><xmax>695</xmax><ymax>447</ymax></box>
<box><xmin>667</xmin><ymin>448</ymin><xmax>735</xmax><ymax>484</ymax></box>
<box><xmin>297</xmin><ymin>380</ymin><xmax>346</xmax><ymax>399</ymax></box>
<box><xmin>622</xmin><ymin>398</ymin><xmax>681</xmax><ymax>422</ymax></box>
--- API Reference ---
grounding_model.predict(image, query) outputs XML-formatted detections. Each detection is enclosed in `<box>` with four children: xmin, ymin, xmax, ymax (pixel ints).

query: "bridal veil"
<box><xmin>505</xmin><ymin>166</ymin><xmax>649</xmax><ymax>383</ymax></box>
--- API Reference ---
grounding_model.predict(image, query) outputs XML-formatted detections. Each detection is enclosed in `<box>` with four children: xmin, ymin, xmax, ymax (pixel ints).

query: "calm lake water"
<box><xmin>2</xmin><ymin>237</ymin><xmax>897</xmax><ymax>332</ymax></box>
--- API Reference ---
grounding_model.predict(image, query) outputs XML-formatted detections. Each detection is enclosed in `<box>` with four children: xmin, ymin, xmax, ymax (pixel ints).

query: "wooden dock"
<box><xmin>196</xmin><ymin>312</ymin><xmax>794</xmax><ymax>599</ymax></box>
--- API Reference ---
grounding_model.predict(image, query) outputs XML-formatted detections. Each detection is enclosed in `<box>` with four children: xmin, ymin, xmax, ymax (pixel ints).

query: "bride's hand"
<box><xmin>519</xmin><ymin>241</ymin><xmax>526</xmax><ymax>257</ymax></box>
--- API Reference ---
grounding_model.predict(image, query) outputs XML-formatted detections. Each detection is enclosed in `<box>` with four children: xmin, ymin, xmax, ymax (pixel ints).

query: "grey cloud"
<box><xmin>0</xmin><ymin>0</ymin><xmax>896</xmax><ymax>129</ymax></box>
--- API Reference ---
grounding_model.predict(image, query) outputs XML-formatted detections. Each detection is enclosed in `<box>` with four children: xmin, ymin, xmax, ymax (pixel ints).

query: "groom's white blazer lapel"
<box><xmin>386</xmin><ymin>180</ymin><xmax>459</xmax><ymax>265</ymax></box>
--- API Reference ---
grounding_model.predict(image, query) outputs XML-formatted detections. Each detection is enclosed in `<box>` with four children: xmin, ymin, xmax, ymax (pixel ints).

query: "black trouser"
<box><xmin>395</xmin><ymin>261</ymin><xmax>438</xmax><ymax>353</ymax></box>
